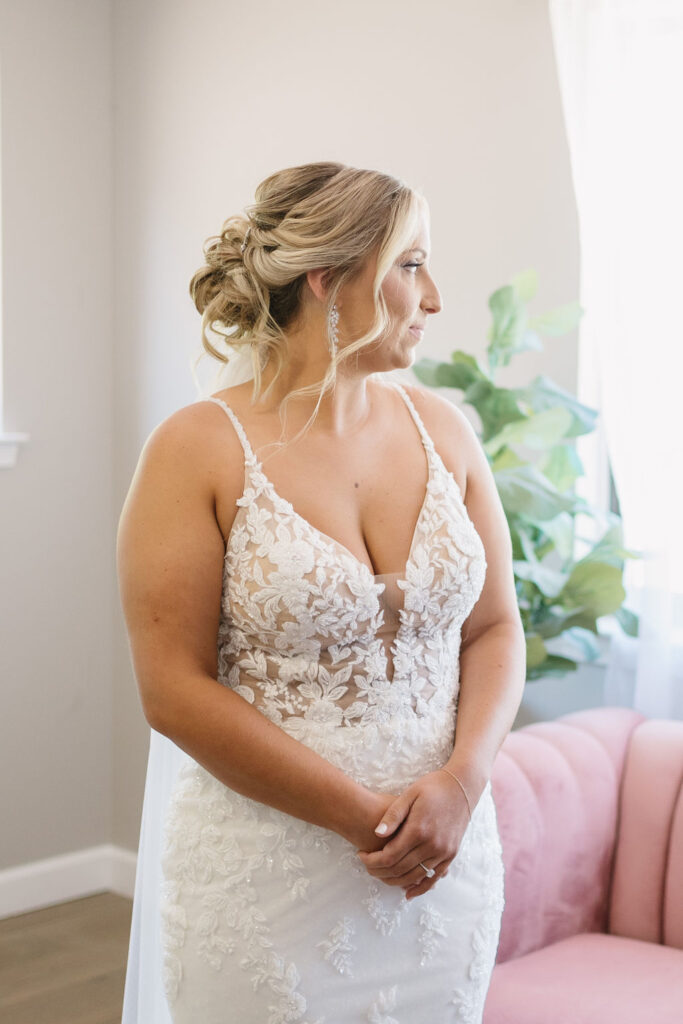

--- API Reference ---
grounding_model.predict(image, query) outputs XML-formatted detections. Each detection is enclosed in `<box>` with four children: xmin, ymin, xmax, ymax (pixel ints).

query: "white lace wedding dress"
<box><xmin>157</xmin><ymin>381</ymin><xmax>505</xmax><ymax>1023</ymax></box>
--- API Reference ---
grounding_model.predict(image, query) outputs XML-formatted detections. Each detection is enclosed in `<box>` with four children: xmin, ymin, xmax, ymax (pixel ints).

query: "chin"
<box><xmin>382</xmin><ymin>346</ymin><xmax>415</xmax><ymax>373</ymax></box>
<box><xmin>397</xmin><ymin>344</ymin><xmax>417</xmax><ymax>369</ymax></box>
<box><xmin>358</xmin><ymin>341</ymin><xmax>416</xmax><ymax>376</ymax></box>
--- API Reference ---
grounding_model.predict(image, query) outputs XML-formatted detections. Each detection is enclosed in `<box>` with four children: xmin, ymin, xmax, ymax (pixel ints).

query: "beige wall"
<box><xmin>0</xmin><ymin>0</ymin><xmax>579</xmax><ymax>871</ymax></box>
<box><xmin>0</xmin><ymin>0</ymin><xmax>114</xmax><ymax>869</ymax></box>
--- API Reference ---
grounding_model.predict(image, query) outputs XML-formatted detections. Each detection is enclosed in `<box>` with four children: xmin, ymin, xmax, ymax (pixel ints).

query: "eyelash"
<box><xmin>404</xmin><ymin>262</ymin><xmax>424</xmax><ymax>273</ymax></box>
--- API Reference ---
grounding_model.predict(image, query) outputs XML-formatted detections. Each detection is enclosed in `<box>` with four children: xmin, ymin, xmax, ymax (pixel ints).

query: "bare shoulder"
<box><xmin>143</xmin><ymin>396</ymin><xmax>237</xmax><ymax>454</ymax></box>
<box><xmin>398</xmin><ymin>381</ymin><xmax>480</xmax><ymax>496</ymax></box>
<box><xmin>400</xmin><ymin>380</ymin><xmax>473</xmax><ymax>433</ymax></box>
<box><xmin>140</xmin><ymin>400</ymin><xmax>213</xmax><ymax>474</ymax></box>
<box><xmin>132</xmin><ymin>398</ymin><xmax>245</xmax><ymax>509</ymax></box>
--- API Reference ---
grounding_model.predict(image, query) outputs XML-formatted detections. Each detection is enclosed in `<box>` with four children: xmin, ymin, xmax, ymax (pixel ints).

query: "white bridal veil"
<box><xmin>121</xmin><ymin>342</ymin><xmax>255</xmax><ymax>1023</ymax></box>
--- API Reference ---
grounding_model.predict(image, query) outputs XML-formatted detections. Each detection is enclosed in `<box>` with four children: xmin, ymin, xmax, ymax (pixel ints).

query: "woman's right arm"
<box><xmin>116</xmin><ymin>403</ymin><xmax>391</xmax><ymax>853</ymax></box>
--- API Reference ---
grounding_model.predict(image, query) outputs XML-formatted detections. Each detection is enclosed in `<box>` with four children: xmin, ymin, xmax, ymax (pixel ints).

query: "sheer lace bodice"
<box><xmin>205</xmin><ymin>382</ymin><xmax>486</xmax><ymax>733</ymax></box>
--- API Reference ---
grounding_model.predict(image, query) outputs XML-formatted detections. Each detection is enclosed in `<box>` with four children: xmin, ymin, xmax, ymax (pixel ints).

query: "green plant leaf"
<box><xmin>487</xmin><ymin>286</ymin><xmax>543</xmax><ymax>372</ymax></box>
<box><xmin>513</xmin><ymin>559</ymin><xmax>569</xmax><ymax>599</ymax></box>
<box><xmin>559</xmin><ymin>561</ymin><xmax>626</xmax><ymax>617</ymax></box>
<box><xmin>492</xmin><ymin>447</ymin><xmax>526</xmax><ymax>472</ymax></box>
<box><xmin>510</xmin><ymin>523</ymin><xmax>530</xmax><ymax>562</ymax></box>
<box><xmin>462</xmin><ymin>380</ymin><xmax>527</xmax><ymax>441</ymax></box>
<box><xmin>545</xmin><ymin>627</ymin><xmax>602</xmax><ymax>662</ymax></box>
<box><xmin>510</xmin><ymin>269</ymin><xmax>539</xmax><ymax>303</ymax></box>
<box><xmin>519</xmin><ymin>375</ymin><xmax>599</xmax><ymax>438</ymax></box>
<box><xmin>412</xmin><ymin>358</ymin><xmax>461</xmax><ymax>389</ymax></box>
<box><xmin>483</xmin><ymin>407</ymin><xmax>574</xmax><ymax>457</ymax></box>
<box><xmin>613</xmin><ymin>605</ymin><xmax>640</xmax><ymax>637</ymax></box>
<box><xmin>531</xmin><ymin>600</ymin><xmax>603</xmax><ymax>637</ymax></box>
<box><xmin>527</xmin><ymin>655</ymin><xmax>579</xmax><ymax>680</ymax></box>
<box><xmin>528</xmin><ymin>301</ymin><xmax>584</xmax><ymax>336</ymax></box>
<box><xmin>494</xmin><ymin>464</ymin><xmax>577</xmax><ymax>521</ymax></box>
<box><xmin>580</xmin><ymin>523</ymin><xmax>644</xmax><ymax>568</ymax></box>
<box><xmin>539</xmin><ymin>444</ymin><xmax>583</xmax><ymax>493</ymax></box>
<box><xmin>525</xmin><ymin>634</ymin><xmax>547</xmax><ymax>668</ymax></box>
<box><xmin>539</xmin><ymin>512</ymin><xmax>575</xmax><ymax>562</ymax></box>
<box><xmin>450</xmin><ymin>350</ymin><xmax>487</xmax><ymax>377</ymax></box>
<box><xmin>413</xmin><ymin>352</ymin><xmax>489</xmax><ymax>390</ymax></box>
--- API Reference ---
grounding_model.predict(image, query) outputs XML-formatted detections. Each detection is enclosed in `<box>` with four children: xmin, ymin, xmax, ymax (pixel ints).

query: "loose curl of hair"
<box><xmin>189</xmin><ymin>161</ymin><xmax>426</xmax><ymax>459</ymax></box>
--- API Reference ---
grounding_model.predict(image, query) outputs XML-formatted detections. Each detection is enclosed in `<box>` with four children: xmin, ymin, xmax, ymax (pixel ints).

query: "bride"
<box><xmin>117</xmin><ymin>160</ymin><xmax>526</xmax><ymax>1023</ymax></box>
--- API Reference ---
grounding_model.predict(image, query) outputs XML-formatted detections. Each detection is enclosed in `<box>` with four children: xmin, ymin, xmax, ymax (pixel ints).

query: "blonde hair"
<box><xmin>189</xmin><ymin>161</ymin><xmax>426</xmax><ymax>456</ymax></box>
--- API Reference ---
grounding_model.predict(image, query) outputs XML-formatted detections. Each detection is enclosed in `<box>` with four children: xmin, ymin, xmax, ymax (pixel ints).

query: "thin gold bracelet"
<box><xmin>438</xmin><ymin>766</ymin><xmax>473</xmax><ymax>820</ymax></box>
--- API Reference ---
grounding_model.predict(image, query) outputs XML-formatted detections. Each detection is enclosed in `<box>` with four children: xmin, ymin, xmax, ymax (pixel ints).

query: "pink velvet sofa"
<box><xmin>483</xmin><ymin>706</ymin><xmax>683</xmax><ymax>1024</ymax></box>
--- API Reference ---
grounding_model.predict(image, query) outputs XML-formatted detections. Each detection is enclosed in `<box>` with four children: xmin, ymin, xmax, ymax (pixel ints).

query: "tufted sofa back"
<box><xmin>489</xmin><ymin>706</ymin><xmax>683</xmax><ymax>962</ymax></box>
<box><xmin>608</xmin><ymin>718</ymin><xmax>683</xmax><ymax>948</ymax></box>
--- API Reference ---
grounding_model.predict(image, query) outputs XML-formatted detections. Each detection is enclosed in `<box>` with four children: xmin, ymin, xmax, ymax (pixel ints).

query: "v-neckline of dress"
<box><xmin>209</xmin><ymin>380</ymin><xmax>444</xmax><ymax>584</ymax></box>
<box><xmin>253</xmin><ymin>450</ymin><xmax>436</xmax><ymax>583</ymax></box>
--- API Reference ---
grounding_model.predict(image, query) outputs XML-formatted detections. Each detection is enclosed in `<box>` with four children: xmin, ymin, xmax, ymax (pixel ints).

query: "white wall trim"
<box><xmin>0</xmin><ymin>431</ymin><xmax>30</xmax><ymax>468</ymax></box>
<box><xmin>0</xmin><ymin>844</ymin><xmax>136</xmax><ymax>920</ymax></box>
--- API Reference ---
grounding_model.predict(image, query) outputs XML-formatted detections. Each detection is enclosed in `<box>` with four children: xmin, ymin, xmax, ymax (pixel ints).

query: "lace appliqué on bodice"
<box><xmin>207</xmin><ymin>382</ymin><xmax>486</xmax><ymax>736</ymax></box>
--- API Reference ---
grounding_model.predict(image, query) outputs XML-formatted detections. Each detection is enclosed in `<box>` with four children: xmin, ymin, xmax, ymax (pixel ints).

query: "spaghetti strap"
<box><xmin>204</xmin><ymin>385</ymin><xmax>436</xmax><ymax>466</ymax></box>
<box><xmin>390</xmin><ymin>381</ymin><xmax>437</xmax><ymax>456</ymax></box>
<box><xmin>202</xmin><ymin>396</ymin><xmax>260</xmax><ymax>467</ymax></box>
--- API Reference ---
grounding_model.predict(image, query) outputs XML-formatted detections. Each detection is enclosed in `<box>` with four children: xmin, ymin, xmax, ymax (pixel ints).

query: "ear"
<box><xmin>305</xmin><ymin>267</ymin><xmax>335</xmax><ymax>305</ymax></box>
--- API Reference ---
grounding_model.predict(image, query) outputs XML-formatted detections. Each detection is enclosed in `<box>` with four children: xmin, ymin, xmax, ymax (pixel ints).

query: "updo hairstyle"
<box><xmin>189</xmin><ymin>161</ymin><xmax>425</xmax><ymax>451</ymax></box>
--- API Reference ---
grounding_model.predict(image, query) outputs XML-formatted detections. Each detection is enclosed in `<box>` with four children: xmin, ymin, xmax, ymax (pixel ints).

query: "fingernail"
<box><xmin>375</xmin><ymin>823</ymin><xmax>388</xmax><ymax>835</ymax></box>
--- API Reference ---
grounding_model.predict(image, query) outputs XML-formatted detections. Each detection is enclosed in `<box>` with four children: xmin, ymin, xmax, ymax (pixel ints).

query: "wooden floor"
<box><xmin>0</xmin><ymin>892</ymin><xmax>133</xmax><ymax>1024</ymax></box>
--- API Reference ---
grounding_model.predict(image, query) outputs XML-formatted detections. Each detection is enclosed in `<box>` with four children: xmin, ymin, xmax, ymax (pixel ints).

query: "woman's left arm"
<box><xmin>446</xmin><ymin>620</ymin><xmax>528</xmax><ymax>807</ymax></box>
<box><xmin>358</xmin><ymin>386</ymin><xmax>527</xmax><ymax>897</ymax></box>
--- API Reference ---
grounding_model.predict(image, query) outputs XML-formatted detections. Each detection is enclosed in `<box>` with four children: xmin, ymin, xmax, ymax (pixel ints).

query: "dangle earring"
<box><xmin>327</xmin><ymin>303</ymin><xmax>340</xmax><ymax>359</ymax></box>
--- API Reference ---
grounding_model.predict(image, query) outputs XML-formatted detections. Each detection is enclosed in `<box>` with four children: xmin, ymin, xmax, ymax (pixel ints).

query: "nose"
<box><xmin>421</xmin><ymin>271</ymin><xmax>442</xmax><ymax>316</ymax></box>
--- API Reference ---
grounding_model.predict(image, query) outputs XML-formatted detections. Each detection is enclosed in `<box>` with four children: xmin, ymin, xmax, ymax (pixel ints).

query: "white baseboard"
<box><xmin>0</xmin><ymin>844</ymin><xmax>137</xmax><ymax>920</ymax></box>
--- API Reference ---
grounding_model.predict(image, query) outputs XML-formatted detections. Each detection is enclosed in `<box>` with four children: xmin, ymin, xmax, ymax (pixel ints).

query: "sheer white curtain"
<box><xmin>548</xmin><ymin>0</ymin><xmax>683</xmax><ymax>719</ymax></box>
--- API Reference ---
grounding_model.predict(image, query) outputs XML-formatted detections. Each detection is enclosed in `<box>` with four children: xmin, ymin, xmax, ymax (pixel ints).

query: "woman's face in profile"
<box><xmin>341</xmin><ymin>204</ymin><xmax>442</xmax><ymax>374</ymax></box>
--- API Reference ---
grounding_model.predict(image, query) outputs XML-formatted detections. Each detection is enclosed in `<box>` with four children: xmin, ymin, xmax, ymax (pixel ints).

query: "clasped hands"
<box><xmin>354</xmin><ymin>769</ymin><xmax>477</xmax><ymax>902</ymax></box>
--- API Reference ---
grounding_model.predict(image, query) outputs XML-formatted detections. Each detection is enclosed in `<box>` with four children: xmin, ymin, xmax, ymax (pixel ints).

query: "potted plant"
<box><xmin>412</xmin><ymin>269</ymin><xmax>640</xmax><ymax>682</ymax></box>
